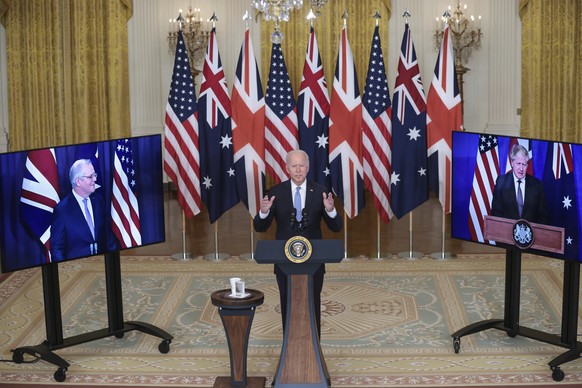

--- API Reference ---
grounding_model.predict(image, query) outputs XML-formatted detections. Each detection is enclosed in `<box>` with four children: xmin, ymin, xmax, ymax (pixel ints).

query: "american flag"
<box><xmin>265</xmin><ymin>42</ymin><xmax>299</xmax><ymax>184</ymax></box>
<box><xmin>468</xmin><ymin>134</ymin><xmax>500</xmax><ymax>242</ymax></box>
<box><xmin>111</xmin><ymin>139</ymin><xmax>141</xmax><ymax>248</ymax></box>
<box><xmin>19</xmin><ymin>149</ymin><xmax>60</xmax><ymax>262</ymax></box>
<box><xmin>329</xmin><ymin>24</ymin><xmax>364</xmax><ymax>219</ymax></box>
<box><xmin>298</xmin><ymin>27</ymin><xmax>331</xmax><ymax>191</ymax></box>
<box><xmin>426</xmin><ymin>23</ymin><xmax>463</xmax><ymax>214</ymax></box>
<box><xmin>232</xmin><ymin>27</ymin><xmax>265</xmax><ymax>218</ymax></box>
<box><xmin>390</xmin><ymin>22</ymin><xmax>428</xmax><ymax>219</ymax></box>
<box><xmin>199</xmin><ymin>27</ymin><xmax>239</xmax><ymax>223</ymax></box>
<box><xmin>362</xmin><ymin>25</ymin><xmax>393</xmax><ymax>224</ymax></box>
<box><xmin>164</xmin><ymin>30</ymin><xmax>201</xmax><ymax>219</ymax></box>
<box><xmin>542</xmin><ymin>142</ymin><xmax>578</xmax><ymax>259</ymax></box>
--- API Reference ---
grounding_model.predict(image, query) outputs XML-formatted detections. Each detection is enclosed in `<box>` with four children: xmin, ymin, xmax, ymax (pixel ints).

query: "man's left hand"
<box><xmin>323</xmin><ymin>192</ymin><xmax>335</xmax><ymax>212</ymax></box>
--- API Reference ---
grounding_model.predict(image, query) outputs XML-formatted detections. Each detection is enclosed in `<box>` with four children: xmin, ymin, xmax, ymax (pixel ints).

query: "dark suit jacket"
<box><xmin>50</xmin><ymin>192</ymin><xmax>118</xmax><ymax>262</ymax></box>
<box><xmin>491</xmin><ymin>172</ymin><xmax>549</xmax><ymax>224</ymax></box>
<box><xmin>253</xmin><ymin>179</ymin><xmax>343</xmax><ymax>275</ymax></box>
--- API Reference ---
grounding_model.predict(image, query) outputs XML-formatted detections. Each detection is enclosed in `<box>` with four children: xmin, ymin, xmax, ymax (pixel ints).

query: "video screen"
<box><xmin>451</xmin><ymin>131</ymin><xmax>582</xmax><ymax>261</ymax></box>
<box><xmin>0</xmin><ymin>135</ymin><xmax>165</xmax><ymax>273</ymax></box>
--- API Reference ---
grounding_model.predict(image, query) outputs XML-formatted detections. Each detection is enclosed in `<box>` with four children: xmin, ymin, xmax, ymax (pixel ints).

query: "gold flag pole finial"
<box><xmin>307</xmin><ymin>8</ymin><xmax>316</xmax><ymax>28</ymax></box>
<box><xmin>373</xmin><ymin>10</ymin><xmax>381</xmax><ymax>27</ymax></box>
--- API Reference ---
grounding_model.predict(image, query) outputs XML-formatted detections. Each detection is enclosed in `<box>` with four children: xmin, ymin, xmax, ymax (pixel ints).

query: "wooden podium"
<box><xmin>483</xmin><ymin>215</ymin><xmax>564</xmax><ymax>253</ymax></box>
<box><xmin>255</xmin><ymin>239</ymin><xmax>343</xmax><ymax>388</ymax></box>
<box><xmin>452</xmin><ymin>216</ymin><xmax>582</xmax><ymax>382</ymax></box>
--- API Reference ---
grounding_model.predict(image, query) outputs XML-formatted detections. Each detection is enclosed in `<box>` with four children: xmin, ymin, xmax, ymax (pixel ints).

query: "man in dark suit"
<box><xmin>51</xmin><ymin>159</ymin><xmax>118</xmax><ymax>261</ymax></box>
<box><xmin>491</xmin><ymin>143</ymin><xmax>549</xmax><ymax>224</ymax></box>
<box><xmin>254</xmin><ymin>150</ymin><xmax>342</xmax><ymax>336</ymax></box>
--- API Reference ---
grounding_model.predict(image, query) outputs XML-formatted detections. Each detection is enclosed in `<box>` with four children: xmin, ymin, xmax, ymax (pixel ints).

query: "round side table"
<box><xmin>211</xmin><ymin>288</ymin><xmax>265</xmax><ymax>388</ymax></box>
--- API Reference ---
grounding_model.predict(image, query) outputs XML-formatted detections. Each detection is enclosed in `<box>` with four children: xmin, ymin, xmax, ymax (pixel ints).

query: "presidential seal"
<box><xmin>513</xmin><ymin>219</ymin><xmax>534</xmax><ymax>249</ymax></box>
<box><xmin>284</xmin><ymin>236</ymin><xmax>312</xmax><ymax>263</ymax></box>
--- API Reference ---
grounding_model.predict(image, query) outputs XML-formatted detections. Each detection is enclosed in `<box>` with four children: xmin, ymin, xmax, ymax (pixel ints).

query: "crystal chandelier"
<box><xmin>251</xmin><ymin>0</ymin><xmax>304</xmax><ymax>22</ymax></box>
<box><xmin>252</xmin><ymin>0</ymin><xmax>329</xmax><ymax>43</ymax></box>
<box><xmin>434</xmin><ymin>1</ymin><xmax>482</xmax><ymax>70</ymax></box>
<box><xmin>167</xmin><ymin>7</ymin><xmax>210</xmax><ymax>78</ymax></box>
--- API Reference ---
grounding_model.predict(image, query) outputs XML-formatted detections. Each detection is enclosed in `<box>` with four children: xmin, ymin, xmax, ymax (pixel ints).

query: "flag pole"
<box><xmin>398</xmin><ymin>211</ymin><xmax>422</xmax><ymax>259</ymax></box>
<box><xmin>343</xmin><ymin>211</ymin><xmax>348</xmax><ymax>259</ymax></box>
<box><xmin>239</xmin><ymin>217</ymin><xmax>255</xmax><ymax>261</ymax></box>
<box><xmin>375</xmin><ymin>213</ymin><xmax>381</xmax><ymax>260</ymax></box>
<box><xmin>204</xmin><ymin>220</ymin><xmax>230</xmax><ymax>261</ymax></box>
<box><xmin>431</xmin><ymin>208</ymin><xmax>454</xmax><ymax>260</ymax></box>
<box><xmin>171</xmin><ymin>210</ymin><xmax>192</xmax><ymax>260</ymax></box>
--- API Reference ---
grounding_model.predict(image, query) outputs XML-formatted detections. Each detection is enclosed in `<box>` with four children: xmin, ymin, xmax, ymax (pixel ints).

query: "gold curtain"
<box><xmin>260</xmin><ymin>0</ymin><xmax>391</xmax><ymax>96</ymax></box>
<box><xmin>0</xmin><ymin>0</ymin><xmax>132</xmax><ymax>151</ymax></box>
<box><xmin>519</xmin><ymin>0</ymin><xmax>582</xmax><ymax>143</ymax></box>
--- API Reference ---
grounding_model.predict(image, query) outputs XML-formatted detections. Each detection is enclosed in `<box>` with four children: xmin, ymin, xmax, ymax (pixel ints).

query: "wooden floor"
<box><xmin>125</xmin><ymin>188</ymin><xmax>499</xmax><ymax>259</ymax></box>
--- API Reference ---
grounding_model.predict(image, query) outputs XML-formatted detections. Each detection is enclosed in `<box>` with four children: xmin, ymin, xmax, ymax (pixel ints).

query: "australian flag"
<box><xmin>198</xmin><ymin>27</ymin><xmax>239</xmax><ymax>223</ymax></box>
<box><xmin>298</xmin><ymin>27</ymin><xmax>331</xmax><ymax>191</ymax></box>
<box><xmin>541</xmin><ymin>142</ymin><xmax>579</xmax><ymax>259</ymax></box>
<box><xmin>390</xmin><ymin>22</ymin><xmax>429</xmax><ymax>219</ymax></box>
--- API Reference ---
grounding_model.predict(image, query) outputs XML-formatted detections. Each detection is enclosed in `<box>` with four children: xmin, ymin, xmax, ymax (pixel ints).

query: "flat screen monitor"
<box><xmin>451</xmin><ymin>131</ymin><xmax>582</xmax><ymax>261</ymax></box>
<box><xmin>0</xmin><ymin>135</ymin><xmax>165</xmax><ymax>273</ymax></box>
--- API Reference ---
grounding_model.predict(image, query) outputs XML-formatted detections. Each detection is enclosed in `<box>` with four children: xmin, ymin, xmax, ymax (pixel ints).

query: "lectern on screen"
<box><xmin>451</xmin><ymin>131</ymin><xmax>582</xmax><ymax>261</ymax></box>
<box><xmin>0</xmin><ymin>135</ymin><xmax>165</xmax><ymax>273</ymax></box>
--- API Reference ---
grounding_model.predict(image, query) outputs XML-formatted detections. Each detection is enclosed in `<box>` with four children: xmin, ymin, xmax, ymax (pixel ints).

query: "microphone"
<box><xmin>290</xmin><ymin>209</ymin><xmax>296</xmax><ymax>227</ymax></box>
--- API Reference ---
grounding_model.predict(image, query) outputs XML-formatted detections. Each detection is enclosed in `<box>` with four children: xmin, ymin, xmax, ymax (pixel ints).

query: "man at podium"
<box><xmin>254</xmin><ymin>150</ymin><xmax>342</xmax><ymax>335</ymax></box>
<box><xmin>491</xmin><ymin>143</ymin><xmax>549</xmax><ymax>224</ymax></box>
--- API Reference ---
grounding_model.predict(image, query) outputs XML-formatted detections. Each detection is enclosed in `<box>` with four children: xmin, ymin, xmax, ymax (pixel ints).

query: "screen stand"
<box><xmin>451</xmin><ymin>249</ymin><xmax>582</xmax><ymax>382</ymax></box>
<box><xmin>11</xmin><ymin>251</ymin><xmax>173</xmax><ymax>382</ymax></box>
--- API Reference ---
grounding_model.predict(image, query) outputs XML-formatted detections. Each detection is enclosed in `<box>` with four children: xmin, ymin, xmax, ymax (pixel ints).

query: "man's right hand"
<box><xmin>260</xmin><ymin>195</ymin><xmax>275</xmax><ymax>214</ymax></box>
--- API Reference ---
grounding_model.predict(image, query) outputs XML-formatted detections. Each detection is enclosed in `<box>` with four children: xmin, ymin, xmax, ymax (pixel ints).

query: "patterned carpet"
<box><xmin>1</xmin><ymin>253</ymin><xmax>582</xmax><ymax>386</ymax></box>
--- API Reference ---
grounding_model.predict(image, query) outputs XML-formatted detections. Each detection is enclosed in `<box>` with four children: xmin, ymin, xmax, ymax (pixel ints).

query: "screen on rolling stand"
<box><xmin>0</xmin><ymin>135</ymin><xmax>165</xmax><ymax>273</ymax></box>
<box><xmin>451</xmin><ymin>131</ymin><xmax>582</xmax><ymax>261</ymax></box>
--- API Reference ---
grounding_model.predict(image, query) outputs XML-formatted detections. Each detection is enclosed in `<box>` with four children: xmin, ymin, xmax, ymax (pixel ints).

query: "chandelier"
<box><xmin>167</xmin><ymin>7</ymin><xmax>210</xmax><ymax>78</ymax></box>
<box><xmin>434</xmin><ymin>1</ymin><xmax>482</xmax><ymax>70</ymax></box>
<box><xmin>252</xmin><ymin>0</ymin><xmax>329</xmax><ymax>43</ymax></box>
<box><xmin>251</xmin><ymin>0</ymin><xmax>304</xmax><ymax>22</ymax></box>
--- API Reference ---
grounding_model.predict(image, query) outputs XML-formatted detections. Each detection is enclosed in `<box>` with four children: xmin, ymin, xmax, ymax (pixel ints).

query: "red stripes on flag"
<box><xmin>362</xmin><ymin>25</ymin><xmax>393</xmax><ymax>224</ymax></box>
<box><xmin>111</xmin><ymin>140</ymin><xmax>141</xmax><ymax>248</ymax></box>
<box><xmin>264</xmin><ymin>43</ymin><xmax>299</xmax><ymax>184</ymax></box>
<box><xmin>468</xmin><ymin>135</ymin><xmax>500</xmax><ymax>242</ymax></box>
<box><xmin>163</xmin><ymin>30</ymin><xmax>201</xmax><ymax>218</ymax></box>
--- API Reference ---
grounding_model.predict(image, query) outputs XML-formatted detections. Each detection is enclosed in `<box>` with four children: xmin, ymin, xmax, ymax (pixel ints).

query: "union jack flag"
<box><xmin>19</xmin><ymin>149</ymin><xmax>60</xmax><ymax>262</ymax></box>
<box><xmin>199</xmin><ymin>27</ymin><xmax>239</xmax><ymax>223</ymax></box>
<box><xmin>426</xmin><ymin>22</ymin><xmax>463</xmax><ymax>214</ymax></box>
<box><xmin>298</xmin><ymin>27</ymin><xmax>331</xmax><ymax>191</ymax></box>
<box><xmin>468</xmin><ymin>134</ymin><xmax>500</xmax><ymax>242</ymax></box>
<box><xmin>329</xmin><ymin>24</ymin><xmax>364</xmax><ymax>219</ymax></box>
<box><xmin>265</xmin><ymin>42</ymin><xmax>299</xmax><ymax>184</ymax></box>
<box><xmin>362</xmin><ymin>25</ymin><xmax>393</xmax><ymax>224</ymax></box>
<box><xmin>390</xmin><ymin>22</ymin><xmax>428</xmax><ymax>219</ymax></box>
<box><xmin>164</xmin><ymin>30</ymin><xmax>201</xmax><ymax>218</ymax></box>
<box><xmin>111</xmin><ymin>139</ymin><xmax>142</xmax><ymax>248</ymax></box>
<box><xmin>232</xmin><ymin>27</ymin><xmax>265</xmax><ymax>218</ymax></box>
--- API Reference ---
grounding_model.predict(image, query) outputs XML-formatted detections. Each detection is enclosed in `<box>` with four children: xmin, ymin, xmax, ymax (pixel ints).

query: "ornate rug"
<box><xmin>1</xmin><ymin>253</ymin><xmax>582</xmax><ymax>386</ymax></box>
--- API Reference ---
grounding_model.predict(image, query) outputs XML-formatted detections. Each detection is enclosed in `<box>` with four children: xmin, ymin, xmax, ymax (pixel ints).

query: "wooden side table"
<box><xmin>211</xmin><ymin>288</ymin><xmax>265</xmax><ymax>388</ymax></box>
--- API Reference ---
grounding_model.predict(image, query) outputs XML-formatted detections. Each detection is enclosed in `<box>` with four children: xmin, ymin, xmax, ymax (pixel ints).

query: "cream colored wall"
<box><xmin>0</xmin><ymin>0</ymin><xmax>521</xmax><ymax>154</ymax></box>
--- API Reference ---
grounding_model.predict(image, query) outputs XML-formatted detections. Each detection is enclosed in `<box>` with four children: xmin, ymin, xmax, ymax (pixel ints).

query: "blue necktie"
<box><xmin>294</xmin><ymin>186</ymin><xmax>302</xmax><ymax>221</ymax></box>
<box><xmin>517</xmin><ymin>180</ymin><xmax>523</xmax><ymax>217</ymax></box>
<box><xmin>83</xmin><ymin>197</ymin><xmax>95</xmax><ymax>239</ymax></box>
